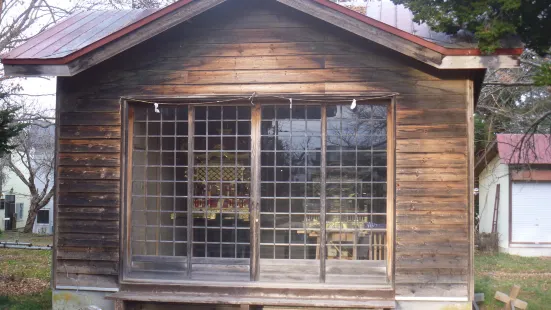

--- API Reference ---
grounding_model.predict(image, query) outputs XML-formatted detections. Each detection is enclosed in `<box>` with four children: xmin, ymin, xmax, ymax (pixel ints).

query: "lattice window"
<box><xmin>126</xmin><ymin>101</ymin><xmax>389</xmax><ymax>284</ymax></box>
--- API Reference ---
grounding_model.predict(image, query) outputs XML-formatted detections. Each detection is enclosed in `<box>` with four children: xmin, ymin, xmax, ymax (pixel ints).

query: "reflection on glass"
<box><xmin>325</xmin><ymin>104</ymin><xmax>387</xmax><ymax>267</ymax></box>
<box><xmin>260</xmin><ymin>105</ymin><xmax>322</xmax><ymax>261</ymax></box>
<box><xmin>131</xmin><ymin>106</ymin><xmax>189</xmax><ymax>270</ymax></box>
<box><xmin>192</xmin><ymin>106</ymin><xmax>251</xmax><ymax>258</ymax></box>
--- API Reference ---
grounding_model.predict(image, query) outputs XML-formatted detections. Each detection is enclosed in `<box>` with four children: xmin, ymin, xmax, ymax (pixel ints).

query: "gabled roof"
<box><xmin>1</xmin><ymin>0</ymin><xmax>523</xmax><ymax>76</ymax></box>
<box><xmin>476</xmin><ymin>134</ymin><xmax>551</xmax><ymax>176</ymax></box>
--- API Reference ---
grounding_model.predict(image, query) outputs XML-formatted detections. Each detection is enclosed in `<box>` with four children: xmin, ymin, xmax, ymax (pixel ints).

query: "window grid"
<box><xmin>128</xmin><ymin>102</ymin><xmax>388</xmax><ymax>282</ymax></box>
<box><xmin>260</xmin><ymin>105</ymin><xmax>322</xmax><ymax>260</ymax></box>
<box><xmin>131</xmin><ymin>106</ymin><xmax>189</xmax><ymax>261</ymax></box>
<box><xmin>325</xmin><ymin>104</ymin><xmax>387</xmax><ymax>263</ymax></box>
<box><xmin>191</xmin><ymin>106</ymin><xmax>251</xmax><ymax>259</ymax></box>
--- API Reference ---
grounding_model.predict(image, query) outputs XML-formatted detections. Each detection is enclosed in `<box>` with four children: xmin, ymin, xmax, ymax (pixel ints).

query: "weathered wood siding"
<box><xmin>56</xmin><ymin>0</ymin><xmax>471</xmax><ymax>297</ymax></box>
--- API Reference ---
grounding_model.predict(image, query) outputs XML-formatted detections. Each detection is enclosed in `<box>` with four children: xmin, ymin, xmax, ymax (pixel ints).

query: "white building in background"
<box><xmin>476</xmin><ymin>134</ymin><xmax>551</xmax><ymax>257</ymax></box>
<box><xmin>0</xmin><ymin>125</ymin><xmax>54</xmax><ymax>234</ymax></box>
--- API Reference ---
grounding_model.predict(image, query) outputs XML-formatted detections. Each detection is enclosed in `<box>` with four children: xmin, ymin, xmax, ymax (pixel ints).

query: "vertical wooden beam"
<box><xmin>320</xmin><ymin>105</ymin><xmax>327</xmax><ymax>283</ymax></box>
<box><xmin>512</xmin><ymin>165</ymin><xmax>513</xmax><ymax>247</ymax></box>
<box><xmin>467</xmin><ymin>78</ymin><xmax>475</xmax><ymax>301</ymax></box>
<box><xmin>187</xmin><ymin>107</ymin><xmax>195</xmax><ymax>277</ymax></box>
<box><xmin>250</xmin><ymin>104</ymin><xmax>261</xmax><ymax>281</ymax></box>
<box><xmin>122</xmin><ymin>100</ymin><xmax>133</xmax><ymax>281</ymax></box>
<box><xmin>52</xmin><ymin>77</ymin><xmax>63</xmax><ymax>288</ymax></box>
<box><xmin>386</xmin><ymin>98</ymin><xmax>396</xmax><ymax>283</ymax></box>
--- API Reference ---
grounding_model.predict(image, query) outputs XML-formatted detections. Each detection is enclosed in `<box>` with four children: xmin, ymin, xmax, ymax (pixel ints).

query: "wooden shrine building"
<box><xmin>1</xmin><ymin>0</ymin><xmax>522</xmax><ymax>309</ymax></box>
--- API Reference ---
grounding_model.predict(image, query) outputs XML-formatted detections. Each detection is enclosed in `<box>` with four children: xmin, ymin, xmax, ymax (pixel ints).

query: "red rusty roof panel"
<box><xmin>497</xmin><ymin>134</ymin><xmax>551</xmax><ymax>165</ymax></box>
<box><xmin>5</xmin><ymin>11</ymin><xmax>92</xmax><ymax>59</ymax></box>
<box><xmin>3</xmin><ymin>9</ymin><xmax>157</xmax><ymax>60</ymax></box>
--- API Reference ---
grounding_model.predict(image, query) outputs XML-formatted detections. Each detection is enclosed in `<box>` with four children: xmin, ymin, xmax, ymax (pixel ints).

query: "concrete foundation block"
<box><xmin>53</xmin><ymin>289</ymin><xmax>115</xmax><ymax>310</ymax></box>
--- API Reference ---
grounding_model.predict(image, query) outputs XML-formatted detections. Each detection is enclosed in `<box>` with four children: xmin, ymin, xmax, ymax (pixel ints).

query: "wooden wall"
<box><xmin>56</xmin><ymin>0</ymin><xmax>471</xmax><ymax>298</ymax></box>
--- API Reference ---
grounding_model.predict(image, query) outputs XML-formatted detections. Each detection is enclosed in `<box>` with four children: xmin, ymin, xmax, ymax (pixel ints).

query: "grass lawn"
<box><xmin>0</xmin><ymin>247</ymin><xmax>52</xmax><ymax>310</ymax></box>
<box><xmin>475</xmin><ymin>252</ymin><xmax>551</xmax><ymax>310</ymax></box>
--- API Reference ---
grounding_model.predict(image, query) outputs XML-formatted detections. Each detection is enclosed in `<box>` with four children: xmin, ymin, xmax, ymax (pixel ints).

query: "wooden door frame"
<box><xmin>120</xmin><ymin>95</ymin><xmax>396</xmax><ymax>288</ymax></box>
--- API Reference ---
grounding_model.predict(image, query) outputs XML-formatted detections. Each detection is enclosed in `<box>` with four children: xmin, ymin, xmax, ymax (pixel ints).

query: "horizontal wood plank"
<box><xmin>58</xmin><ymin>220</ymin><xmax>119</xmax><ymax>234</ymax></box>
<box><xmin>396</xmin><ymin>182</ymin><xmax>466</xmax><ymax>197</ymax></box>
<box><xmin>61</xmin><ymin>99</ymin><xmax>121</xmax><ymax>112</ymax></box>
<box><xmin>59</xmin><ymin>180</ymin><xmax>120</xmax><ymax>193</ymax></box>
<box><xmin>396</xmin><ymin>95</ymin><xmax>466</xmax><ymax>110</ymax></box>
<box><xmin>60</xmin><ymin>112</ymin><xmax>121</xmax><ymax>126</ymax></box>
<box><xmin>59</xmin><ymin>167</ymin><xmax>120</xmax><ymax>179</ymax></box>
<box><xmin>58</xmin><ymin>206</ymin><xmax>119</xmax><ymax>221</ymax></box>
<box><xmin>182</xmin><ymin>27</ymin><xmax>327</xmax><ymax>44</ymax></box>
<box><xmin>396</xmin><ymin>167</ymin><xmax>466</xmax><ymax>182</ymax></box>
<box><xmin>396</xmin><ymin>256</ymin><xmax>468</xmax><ymax>269</ymax></box>
<box><xmin>155</xmin><ymin>42</ymin><xmax>365</xmax><ymax>58</ymax></box>
<box><xmin>60</xmin><ymin>126</ymin><xmax>121</xmax><ymax>139</ymax></box>
<box><xmin>59</xmin><ymin>140</ymin><xmax>121</xmax><ymax>153</ymax></box>
<box><xmin>396</xmin><ymin>124</ymin><xmax>467</xmax><ymax>139</ymax></box>
<box><xmin>395</xmin><ymin>273</ymin><xmax>467</xmax><ymax>284</ymax></box>
<box><xmin>57</xmin><ymin>247</ymin><xmax>119</xmax><ymax>261</ymax></box>
<box><xmin>396</xmin><ymin>214</ymin><xmax>467</xmax><ymax>225</ymax></box>
<box><xmin>56</xmin><ymin>273</ymin><xmax>118</xmax><ymax>288</ymax></box>
<box><xmin>396</xmin><ymin>153</ymin><xmax>466</xmax><ymax>168</ymax></box>
<box><xmin>94</xmin><ymin>80</ymin><xmax>465</xmax><ymax>97</ymax></box>
<box><xmin>56</xmin><ymin>260</ymin><xmax>119</xmax><ymax>275</ymax></box>
<box><xmin>59</xmin><ymin>153</ymin><xmax>120</xmax><ymax>167</ymax></box>
<box><xmin>58</xmin><ymin>233</ymin><xmax>119</xmax><ymax>248</ymax></box>
<box><xmin>58</xmin><ymin>193</ymin><xmax>120</xmax><ymax>207</ymax></box>
<box><xmin>396</xmin><ymin>110</ymin><xmax>466</xmax><ymax>125</ymax></box>
<box><xmin>396</xmin><ymin>138</ymin><xmax>467</xmax><ymax>154</ymax></box>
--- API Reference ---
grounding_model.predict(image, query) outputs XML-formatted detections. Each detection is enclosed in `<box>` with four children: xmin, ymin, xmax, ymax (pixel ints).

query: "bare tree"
<box><xmin>5</xmin><ymin>121</ymin><xmax>54</xmax><ymax>232</ymax></box>
<box><xmin>476</xmin><ymin>50</ymin><xmax>551</xmax><ymax>161</ymax></box>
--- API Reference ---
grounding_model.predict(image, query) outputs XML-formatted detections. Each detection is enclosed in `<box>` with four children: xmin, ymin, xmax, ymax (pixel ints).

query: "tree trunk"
<box><xmin>23</xmin><ymin>207</ymin><xmax>37</xmax><ymax>233</ymax></box>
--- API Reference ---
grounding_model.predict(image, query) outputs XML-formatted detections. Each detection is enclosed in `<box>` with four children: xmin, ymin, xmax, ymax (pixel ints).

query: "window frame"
<box><xmin>121</xmin><ymin>98</ymin><xmax>395</xmax><ymax>287</ymax></box>
<box><xmin>37</xmin><ymin>209</ymin><xmax>49</xmax><ymax>224</ymax></box>
<box><xmin>17</xmin><ymin>203</ymin><xmax>24</xmax><ymax>220</ymax></box>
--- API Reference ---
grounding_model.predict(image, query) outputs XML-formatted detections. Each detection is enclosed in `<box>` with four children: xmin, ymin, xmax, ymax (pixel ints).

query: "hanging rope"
<box><xmin>120</xmin><ymin>92</ymin><xmax>398</xmax><ymax>111</ymax></box>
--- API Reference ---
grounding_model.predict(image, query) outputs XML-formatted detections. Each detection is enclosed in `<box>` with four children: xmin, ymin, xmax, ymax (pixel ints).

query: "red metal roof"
<box><xmin>3</xmin><ymin>9</ymin><xmax>157</xmax><ymax>61</ymax></box>
<box><xmin>497</xmin><ymin>134</ymin><xmax>551</xmax><ymax>164</ymax></box>
<box><xmin>1</xmin><ymin>0</ymin><xmax>524</xmax><ymax>66</ymax></box>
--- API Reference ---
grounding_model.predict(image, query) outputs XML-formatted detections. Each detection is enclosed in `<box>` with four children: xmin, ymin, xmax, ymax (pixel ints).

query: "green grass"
<box><xmin>475</xmin><ymin>252</ymin><xmax>551</xmax><ymax>310</ymax></box>
<box><xmin>0</xmin><ymin>249</ymin><xmax>52</xmax><ymax>310</ymax></box>
<box><xmin>0</xmin><ymin>249</ymin><xmax>51</xmax><ymax>281</ymax></box>
<box><xmin>0</xmin><ymin>290</ymin><xmax>51</xmax><ymax>310</ymax></box>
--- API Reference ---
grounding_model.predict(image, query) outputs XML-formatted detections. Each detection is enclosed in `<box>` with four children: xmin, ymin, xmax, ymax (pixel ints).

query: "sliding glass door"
<box><xmin>126</xmin><ymin>101</ymin><xmax>389</xmax><ymax>285</ymax></box>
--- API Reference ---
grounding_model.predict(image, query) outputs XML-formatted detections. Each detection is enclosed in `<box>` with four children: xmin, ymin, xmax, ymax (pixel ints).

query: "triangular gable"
<box><xmin>1</xmin><ymin>0</ymin><xmax>522</xmax><ymax>76</ymax></box>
